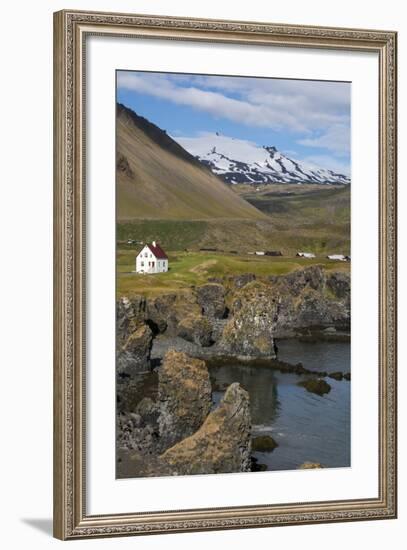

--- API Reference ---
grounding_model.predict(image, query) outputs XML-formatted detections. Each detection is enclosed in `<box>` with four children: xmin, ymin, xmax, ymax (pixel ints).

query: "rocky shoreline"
<box><xmin>117</xmin><ymin>350</ymin><xmax>251</xmax><ymax>478</ymax></box>
<box><xmin>117</xmin><ymin>266</ymin><xmax>350</xmax><ymax>477</ymax></box>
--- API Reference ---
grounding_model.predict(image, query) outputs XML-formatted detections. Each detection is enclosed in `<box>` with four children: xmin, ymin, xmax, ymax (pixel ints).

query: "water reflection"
<box><xmin>209</xmin><ymin>340</ymin><xmax>351</xmax><ymax>471</ymax></box>
<box><xmin>117</xmin><ymin>339</ymin><xmax>351</xmax><ymax>472</ymax></box>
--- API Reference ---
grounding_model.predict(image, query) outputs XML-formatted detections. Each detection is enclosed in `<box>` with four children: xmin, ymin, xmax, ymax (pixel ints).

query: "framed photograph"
<box><xmin>53</xmin><ymin>9</ymin><xmax>397</xmax><ymax>540</ymax></box>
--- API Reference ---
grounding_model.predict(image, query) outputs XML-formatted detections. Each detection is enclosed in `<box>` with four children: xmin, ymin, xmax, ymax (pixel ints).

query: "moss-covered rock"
<box><xmin>117</xmin><ymin>295</ymin><xmax>147</xmax><ymax>346</ymax></box>
<box><xmin>328</xmin><ymin>371</ymin><xmax>344</xmax><ymax>381</ymax></box>
<box><xmin>196</xmin><ymin>283</ymin><xmax>227</xmax><ymax>319</ymax></box>
<box><xmin>299</xmin><ymin>462</ymin><xmax>324</xmax><ymax>469</ymax></box>
<box><xmin>177</xmin><ymin>313</ymin><xmax>213</xmax><ymax>346</ymax></box>
<box><xmin>219</xmin><ymin>282</ymin><xmax>278</xmax><ymax>358</ymax></box>
<box><xmin>117</xmin><ymin>323</ymin><xmax>153</xmax><ymax>376</ymax></box>
<box><xmin>252</xmin><ymin>435</ymin><xmax>278</xmax><ymax>452</ymax></box>
<box><xmin>298</xmin><ymin>378</ymin><xmax>331</xmax><ymax>396</ymax></box>
<box><xmin>160</xmin><ymin>383</ymin><xmax>251</xmax><ymax>475</ymax></box>
<box><xmin>146</xmin><ymin>292</ymin><xmax>201</xmax><ymax>336</ymax></box>
<box><xmin>158</xmin><ymin>350</ymin><xmax>212</xmax><ymax>450</ymax></box>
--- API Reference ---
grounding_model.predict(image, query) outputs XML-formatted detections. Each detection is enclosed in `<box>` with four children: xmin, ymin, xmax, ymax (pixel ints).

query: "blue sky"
<box><xmin>117</xmin><ymin>71</ymin><xmax>351</xmax><ymax>175</ymax></box>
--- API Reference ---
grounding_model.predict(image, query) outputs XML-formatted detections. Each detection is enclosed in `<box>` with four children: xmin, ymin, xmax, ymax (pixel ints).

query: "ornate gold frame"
<box><xmin>53</xmin><ymin>9</ymin><xmax>397</xmax><ymax>540</ymax></box>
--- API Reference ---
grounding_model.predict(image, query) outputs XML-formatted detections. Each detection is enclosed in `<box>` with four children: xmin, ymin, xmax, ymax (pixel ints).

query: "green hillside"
<box><xmin>117</xmin><ymin>184</ymin><xmax>350</xmax><ymax>256</ymax></box>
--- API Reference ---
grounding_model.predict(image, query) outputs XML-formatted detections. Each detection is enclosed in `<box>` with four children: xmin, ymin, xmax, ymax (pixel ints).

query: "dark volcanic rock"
<box><xmin>117</xmin><ymin>323</ymin><xmax>153</xmax><ymax>376</ymax></box>
<box><xmin>146</xmin><ymin>292</ymin><xmax>201</xmax><ymax>335</ymax></box>
<box><xmin>116</xmin><ymin>450</ymin><xmax>174</xmax><ymax>479</ymax></box>
<box><xmin>252</xmin><ymin>435</ymin><xmax>278</xmax><ymax>452</ymax></box>
<box><xmin>298</xmin><ymin>378</ymin><xmax>331</xmax><ymax>396</ymax></box>
<box><xmin>196</xmin><ymin>283</ymin><xmax>226</xmax><ymax>319</ymax></box>
<box><xmin>328</xmin><ymin>371</ymin><xmax>344</xmax><ymax>381</ymax></box>
<box><xmin>117</xmin><ymin>154</ymin><xmax>134</xmax><ymax>178</ymax></box>
<box><xmin>136</xmin><ymin>397</ymin><xmax>160</xmax><ymax>426</ymax></box>
<box><xmin>158</xmin><ymin>350</ymin><xmax>212</xmax><ymax>450</ymax></box>
<box><xmin>117</xmin><ymin>295</ymin><xmax>147</xmax><ymax>347</ymax></box>
<box><xmin>251</xmin><ymin>457</ymin><xmax>268</xmax><ymax>472</ymax></box>
<box><xmin>219</xmin><ymin>282</ymin><xmax>278</xmax><ymax>358</ymax></box>
<box><xmin>161</xmin><ymin>383</ymin><xmax>251</xmax><ymax>475</ymax></box>
<box><xmin>176</xmin><ymin>313</ymin><xmax>213</xmax><ymax>346</ymax></box>
<box><xmin>117</xmin><ymin>411</ymin><xmax>159</xmax><ymax>454</ymax></box>
<box><xmin>268</xmin><ymin>266</ymin><xmax>350</xmax><ymax>335</ymax></box>
<box><xmin>270</xmin><ymin>265</ymin><xmax>325</xmax><ymax>297</ymax></box>
<box><xmin>326</xmin><ymin>271</ymin><xmax>351</xmax><ymax>300</ymax></box>
<box><xmin>229</xmin><ymin>273</ymin><xmax>256</xmax><ymax>289</ymax></box>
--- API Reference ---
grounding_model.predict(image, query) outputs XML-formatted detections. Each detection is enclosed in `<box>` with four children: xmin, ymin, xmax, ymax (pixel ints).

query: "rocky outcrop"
<box><xmin>117</xmin><ymin>295</ymin><xmax>147</xmax><ymax>347</ymax></box>
<box><xmin>117</xmin><ymin>450</ymin><xmax>174</xmax><ymax>479</ymax></box>
<box><xmin>158</xmin><ymin>350</ymin><xmax>212</xmax><ymax>449</ymax></box>
<box><xmin>229</xmin><ymin>273</ymin><xmax>256</xmax><ymax>289</ymax></box>
<box><xmin>117</xmin><ymin>323</ymin><xmax>153</xmax><ymax>376</ymax></box>
<box><xmin>176</xmin><ymin>313</ymin><xmax>213</xmax><ymax>346</ymax></box>
<box><xmin>146</xmin><ymin>292</ymin><xmax>201</xmax><ymax>335</ymax></box>
<box><xmin>219</xmin><ymin>282</ymin><xmax>278</xmax><ymax>358</ymax></box>
<box><xmin>326</xmin><ymin>271</ymin><xmax>351</xmax><ymax>300</ymax></box>
<box><xmin>117</xmin><ymin>353</ymin><xmax>253</xmax><ymax>478</ymax></box>
<box><xmin>196</xmin><ymin>283</ymin><xmax>227</xmax><ymax>319</ymax></box>
<box><xmin>161</xmin><ymin>383</ymin><xmax>251</xmax><ymax>475</ymax></box>
<box><xmin>117</xmin><ymin>267</ymin><xmax>350</xmax><ymax>361</ymax></box>
<box><xmin>117</xmin><ymin>411</ymin><xmax>158</xmax><ymax>455</ymax></box>
<box><xmin>268</xmin><ymin>266</ymin><xmax>350</xmax><ymax>336</ymax></box>
<box><xmin>136</xmin><ymin>397</ymin><xmax>160</xmax><ymax>426</ymax></box>
<box><xmin>117</xmin><ymin>397</ymin><xmax>161</xmax><ymax>456</ymax></box>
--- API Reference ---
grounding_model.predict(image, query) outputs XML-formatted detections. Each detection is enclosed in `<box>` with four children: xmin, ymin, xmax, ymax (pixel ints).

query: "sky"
<box><xmin>117</xmin><ymin>71</ymin><xmax>351</xmax><ymax>176</ymax></box>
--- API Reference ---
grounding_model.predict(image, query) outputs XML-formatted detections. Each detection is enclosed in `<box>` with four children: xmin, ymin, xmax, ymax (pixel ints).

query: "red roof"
<box><xmin>147</xmin><ymin>242</ymin><xmax>168</xmax><ymax>259</ymax></box>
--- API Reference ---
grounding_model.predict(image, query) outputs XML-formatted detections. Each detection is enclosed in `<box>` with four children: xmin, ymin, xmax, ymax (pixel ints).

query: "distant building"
<box><xmin>255</xmin><ymin>251</ymin><xmax>265</xmax><ymax>256</ymax></box>
<box><xmin>296</xmin><ymin>252</ymin><xmax>316</xmax><ymax>259</ymax></box>
<box><xmin>136</xmin><ymin>241</ymin><xmax>168</xmax><ymax>274</ymax></box>
<box><xmin>327</xmin><ymin>254</ymin><xmax>349</xmax><ymax>262</ymax></box>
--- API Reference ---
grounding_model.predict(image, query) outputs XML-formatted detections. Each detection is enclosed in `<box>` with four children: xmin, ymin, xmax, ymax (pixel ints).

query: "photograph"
<box><xmin>52</xmin><ymin>8</ymin><xmax>396</xmax><ymax>539</ymax></box>
<box><xmin>115</xmin><ymin>71</ymin><xmax>351</xmax><ymax>479</ymax></box>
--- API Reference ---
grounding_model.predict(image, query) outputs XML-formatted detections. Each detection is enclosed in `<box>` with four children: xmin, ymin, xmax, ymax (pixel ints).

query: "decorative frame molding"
<box><xmin>53</xmin><ymin>9</ymin><xmax>397</xmax><ymax>540</ymax></box>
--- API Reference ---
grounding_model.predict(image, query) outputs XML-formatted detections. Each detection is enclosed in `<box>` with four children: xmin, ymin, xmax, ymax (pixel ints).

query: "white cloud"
<box><xmin>302</xmin><ymin>154</ymin><xmax>350</xmax><ymax>176</ymax></box>
<box><xmin>117</xmin><ymin>71</ymin><xmax>350</xmax><ymax>155</ymax></box>
<box><xmin>118</xmin><ymin>72</ymin><xmax>310</xmax><ymax>132</ymax></box>
<box><xmin>297</xmin><ymin>124</ymin><xmax>350</xmax><ymax>155</ymax></box>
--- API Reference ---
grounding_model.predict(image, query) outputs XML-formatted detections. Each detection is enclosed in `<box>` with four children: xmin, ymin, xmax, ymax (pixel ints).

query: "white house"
<box><xmin>135</xmin><ymin>241</ymin><xmax>168</xmax><ymax>274</ymax></box>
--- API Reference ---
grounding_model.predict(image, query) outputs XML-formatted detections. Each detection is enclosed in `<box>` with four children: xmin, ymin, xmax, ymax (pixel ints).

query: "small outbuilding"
<box><xmin>327</xmin><ymin>254</ymin><xmax>349</xmax><ymax>262</ymax></box>
<box><xmin>296</xmin><ymin>252</ymin><xmax>316</xmax><ymax>259</ymax></box>
<box><xmin>136</xmin><ymin>241</ymin><xmax>168</xmax><ymax>274</ymax></box>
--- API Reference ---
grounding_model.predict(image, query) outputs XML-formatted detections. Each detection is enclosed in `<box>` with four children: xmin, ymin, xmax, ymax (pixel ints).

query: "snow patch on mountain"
<box><xmin>174</xmin><ymin>133</ymin><xmax>350</xmax><ymax>185</ymax></box>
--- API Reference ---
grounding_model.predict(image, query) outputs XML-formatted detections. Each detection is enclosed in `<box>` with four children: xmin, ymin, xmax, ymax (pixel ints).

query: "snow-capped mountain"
<box><xmin>174</xmin><ymin>133</ymin><xmax>350</xmax><ymax>185</ymax></box>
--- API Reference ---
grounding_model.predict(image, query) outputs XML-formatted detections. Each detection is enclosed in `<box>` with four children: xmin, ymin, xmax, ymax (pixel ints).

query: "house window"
<box><xmin>141</xmin><ymin>261</ymin><xmax>144</xmax><ymax>267</ymax></box>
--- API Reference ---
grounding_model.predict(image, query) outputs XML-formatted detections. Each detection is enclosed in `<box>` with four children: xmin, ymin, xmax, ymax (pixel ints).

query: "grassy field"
<box><xmin>117</xmin><ymin>220</ymin><xmax>208</xmax><ymax>251</ymax></box>
<box><xmin>238</xmin><ymin>184</ymin><xmax>349</xmax><ymax>224</ymax></box>
<box><xmin>117</xmin><ymin>184</ymin><xmax>350</xmax><ymax>257</ymax></box>
<box><xmin>117</xmin><ymin>249</ymin><xmax>350</xmax><ymax>298</ymax></box>
<box><xmin>116</xmin><ymin>184</ymin><xmax>351</xmax><ymax>297</ymax></box>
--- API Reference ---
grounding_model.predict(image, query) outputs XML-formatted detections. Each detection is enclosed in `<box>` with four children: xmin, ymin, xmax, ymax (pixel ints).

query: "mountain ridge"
<box><xmin>116</xmin><ymin>104</ymin><xmax>266</xmax><ymax>221</ymax></box>
<box><xmin>174</xmin><ymin>133</ymin><xmax>350</xmax><ymax>186</ymax></box>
